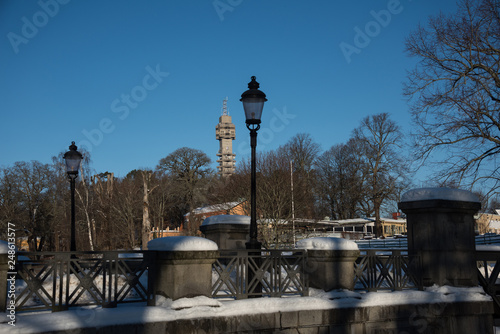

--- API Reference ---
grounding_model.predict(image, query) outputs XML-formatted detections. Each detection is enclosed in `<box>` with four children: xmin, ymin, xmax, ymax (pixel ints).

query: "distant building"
<box><xmin>301</xmin><ymin>216</ymin><xmax>407</xmax><ymax>240</ymax></box>
<box><xmin>184</xmin><ymin>201</ymin><xmax>248</xmax><ymax>232</ymax></box>
<box><xmin>149</xmin><ymin>226</ymin><xmax>182</xmax><ymax>240</ymax></box>
<box><xmin>475</xmin><ymin>211</ymin><xmax>500</xmax><ymax>234</ymax></box>
<box><xmin>215</xmin><ymin>97</ymin><xmax>236</xmax><ymax>177</ymax></box>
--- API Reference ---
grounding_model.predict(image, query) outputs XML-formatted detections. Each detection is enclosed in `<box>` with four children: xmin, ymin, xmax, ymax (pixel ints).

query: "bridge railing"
<box><xmin>354</xmin><ymin>250</ymin><xmax>421</xmax><ymax>291</ymax></box>
<box><xmin>3</xmin><ymin>248</ymin><xmax>475</xmax><ymax>313</ymax></box>
<box><xmin>212</xmin><ymin>249</ymin><xmax>309</xmax><ymax>299</ymax></box>
<box><xmin>476</xmin><ymin>250</ymin><xmax>500</xmax><ymax>316</ymax></box>
<box><xmin>14</xmin><ymin>251</ymin><xmax>152</xmax><ymax>312</ymax></box>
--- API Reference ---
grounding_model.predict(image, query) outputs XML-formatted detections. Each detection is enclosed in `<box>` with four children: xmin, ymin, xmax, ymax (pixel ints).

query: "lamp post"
<box><xmin>241</xmin><ymin>76</ymin><xmax>267</xmax><ymax>250</ymax></box>
<box><xmin>63</xmin><ymin>141</ymin><xmax>82</xmax><ymax>252</ymax></box>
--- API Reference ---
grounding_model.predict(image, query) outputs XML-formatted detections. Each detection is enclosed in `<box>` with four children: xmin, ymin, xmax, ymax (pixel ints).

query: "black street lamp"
<box><xmin>63</xmin><ymin>141</ymin><xmax>82</xmax><ymax>252</ymax></box>
<box><xmin>241</xmin><ymin>76</ymin><xmax>267</xmax><ymax>250</ymax></box>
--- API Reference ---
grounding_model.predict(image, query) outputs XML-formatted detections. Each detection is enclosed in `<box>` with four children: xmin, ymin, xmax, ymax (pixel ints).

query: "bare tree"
<box><xmin>353</xmin><ymin>113</ymin><xmax>407</xmax><ymax>237</ymax></box>
<box><xmin>404</xmin><ymin>0</ymin><xmax>500</xmax><ymax>194</ymax></box>
<box><xmin>157</xmin><ymin>147</ymin><xmax>213</xmax><ymax>233</ymax></box>
<box><xmin>0</xmin><ymin>161</ymin><xmax>54</xmax><ymax>251</ymax></box>
<box><xmin>112</xmin><ymin>172</ymin><xmax>142</xmax><ymax>249</ymax></box>
<box><xmin>279</xmin><ymin>133</ymin><xmax>321</xmax><ymax>219</ymax></box>
<box><xmin>141</xmin><ymin>170</ymin><xmax>158</xmax><ymax>249</ymax></box>
<box><xmin>315</xmin><ymin>138</ymin><xmax>365</xmax><ymax>220</ymax></box>
<box><xmin>236</xmin><ymin>149</ymin><xmax>293</xmax><ymax>248</ymax></box>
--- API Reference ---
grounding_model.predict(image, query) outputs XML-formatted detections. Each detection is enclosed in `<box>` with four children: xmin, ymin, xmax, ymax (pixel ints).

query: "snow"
<box><xmin>296</xmin><ymin>237</ymin><xmax>359</xmax><ymax>251</ymax></box>
<box><xmin>185</xmin><ymin>202</ymin><xmax>241</xmax><ymax>216</ymax></box>
<box><xmin>401</xmin><ymin>187</ymin><xmax>479</xmax><ymax>203</ymax></box>
<box><xmin>1</xmin><ymin>285</ymin><xmax>491</xmax><ymax>333</ymax></box>
<box><xmin>477</xmin><ymin>244</ymin><xmax>500</xmax><ymax>251</ymax></box>
<box><xmin>201</xmin><ymin>214</ymin><xmax>250</xmax><ymax>226</ymax></box>
<box><xmin>147</xmin><ymin>236</ymin><xmax>218</xmax><ymax>251</ymax></box>
<box><xmin>156</xmin><ymin>295</ymin><xmax>222</xmax><ymax>310</ymax></box>
<box><xmin>0</xmin><ymin>240</ymin><xmax>9</xmax><ymax>254</ymax></box>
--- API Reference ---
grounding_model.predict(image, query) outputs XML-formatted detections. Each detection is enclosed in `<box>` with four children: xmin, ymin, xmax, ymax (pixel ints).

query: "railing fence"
<box><xmin>476</xmin><ymin>250</ymin><xmax>500</xmax><ymax>317</ymax></box>
<box><xmin>7</xmin><ymin>248</ymin><xmax>471</xmax><ymax>313</ymax></box>
<box><xmin>212</xmin><ymin>249</ymin><xmax>308</xmax><ymax>299</ymax></box>
<box><xmin>15</xmin><ymin>251</ymin><xmax>152</xmax><ymax>312</ymax></box>
<box><xmin>354</xmin><ymin>250</ymin><xmax>421</xmax><ymax>291</ymax></box>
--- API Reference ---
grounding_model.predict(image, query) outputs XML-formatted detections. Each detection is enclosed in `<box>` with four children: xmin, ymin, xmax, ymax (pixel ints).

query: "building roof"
<box><xmin>185</xmin><ymin>202</ymin><xmax>242</xmax><ymax>216</ymax></box>
<box><xmin>316</xmin><ymin>217</ymin><xmax>406</xmax><ymax>227</ymax></box>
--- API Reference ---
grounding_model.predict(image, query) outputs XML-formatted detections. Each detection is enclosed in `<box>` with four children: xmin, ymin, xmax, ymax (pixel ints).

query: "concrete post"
<box><xmin>307</xmin><ymin>250</ymin><xmax>360</xmax><ymax>290</ymax></box>
<box><xmin>297</xmin><ymin>237</ymin><xmax>360</xmax><ymax>291</ymax></box>
<box><xmin>199</xmin><ymin>215</ymin><xmax>250</xmax><ymax>250</ymax></box>
<box><xmin>398</xmin><ymin>188</ymin><xmax>480</xmax><ymax>287</ymax></box>
<box><xmin>147</xmin><ymin>236</ymin><xmax>219</xmax><ymax>301</ymax></box>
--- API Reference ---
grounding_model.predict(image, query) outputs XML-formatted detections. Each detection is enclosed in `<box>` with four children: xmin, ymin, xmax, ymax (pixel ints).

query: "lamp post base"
<box><xmin>245</xmin><ymin>239</ymin><xmax>262</xmax><ymax>250</ymax></box>
<box><xmin>245</xmin><ymin>239</ymin><xmax>262</xmax><ymax>298</ymax></box>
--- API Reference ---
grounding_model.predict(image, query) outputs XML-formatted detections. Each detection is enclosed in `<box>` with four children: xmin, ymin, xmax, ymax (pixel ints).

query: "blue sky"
<box><xmin>0</xmin><ymin>0</ymin><xmax>458</xmax><ymax>178</ymax></box>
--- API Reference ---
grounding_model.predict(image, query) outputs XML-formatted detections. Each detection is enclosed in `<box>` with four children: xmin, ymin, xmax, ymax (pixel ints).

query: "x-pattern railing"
<box><xmin>476</xmin><ymin>250</ymin><xmax>500</xmax><ymax>316</ymax></box>
<box><xmin>354</xmin><ymin>250</ymin><xmax>422</xmax><ymax>291</ymax></box>
<box><xmin>15</xmin><ymin>248</ymin><xmax>425</xmax><ymax>311</ymax></box>
<box><xmin>212</xmin><ymin>249</ymin><xmax>308</xmax><ymax>299</ymax></box>
<box><xmin>15</xmin><ymin>251</ymin><xmax>151</xmax><ymax>312</ymax></box>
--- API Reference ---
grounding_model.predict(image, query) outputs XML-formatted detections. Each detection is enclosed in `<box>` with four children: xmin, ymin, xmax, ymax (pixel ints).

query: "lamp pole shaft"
<box><xmin>250</xmin><ymin>129</ymin><xmax>257</xmax><ymax>243</ymax></box>
<box><xmin>70</xmin><ymin>177</ymin><xmax>76</xmax><ymax>252</ymax></box>
<box><xmin>246</xmin><ymin>128</ymin><xmax>262</xmax><ymax>250</ymax></box>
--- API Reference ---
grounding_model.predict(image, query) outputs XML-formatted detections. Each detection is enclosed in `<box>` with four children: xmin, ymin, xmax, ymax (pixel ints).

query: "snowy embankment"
<box><xmin>0</xmin><ymin>285</ymin><xmax>491</xmax><ymax>334</ymax></box>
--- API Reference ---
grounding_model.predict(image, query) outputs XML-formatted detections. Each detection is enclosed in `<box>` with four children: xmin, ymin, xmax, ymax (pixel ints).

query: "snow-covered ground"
<box><xmin>0</xmin><ymin>285</ymin><xmax>492</xmax><ymax>333</ymax></box>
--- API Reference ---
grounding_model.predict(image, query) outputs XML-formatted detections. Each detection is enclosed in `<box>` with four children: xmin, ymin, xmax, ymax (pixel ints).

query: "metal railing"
<box><xmin>15</xmin><ymin>251</ymin><xmax>152</xmax><ymax>312</ymax></box>
<box><xmin>356</xmin><ymin>234</ymin><xmax>500</xmax><ymax>250</ymax></box>
<box><xmin>354</xmin><ymin>250</ymin><xmax>422</xmax><ymax>291</ymax></box>
<box><xmin>13</xmin><ymin>248</ymin><xmax>426</xmax><ymax>312</ymax></box>
<box><xmin>475</xmin><ymin>234</ymin><xmax>500</xmax><ymax>245</ymax></box>
<box><xmin>476</xmin><ymin>250</ymin><xmax>500</xmax><ymax>316</ymax></box>
<box><xmin>212</xmin><ymin>249</ymin><xmax>309</xmax><ymax>299</ymax></box>
<box><xmin>356</xmin><ymin>238</ymin><xmax>408</xmax><ymax>249</ymax></box>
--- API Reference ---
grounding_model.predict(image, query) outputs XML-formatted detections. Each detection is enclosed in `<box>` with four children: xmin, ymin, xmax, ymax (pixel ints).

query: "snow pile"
<box><xmin>148</xmin><ymin>236</ymin><xmax>218</xmax><ymax>251</ymax></box>
<box><xmin>296</xmin><ymin>237</ymin><xmax>359</xmax><ymax>251</ymax></box>
<box><xmin>477</xmin><ymin>244</ymin><xmax>500</xmax><ymax>251</ymax></box>
<box><xmin>0</xmin><ymin>240</ymin><xmax>9</xmax><ymax>254</ymax></box>
<box><xmin>201</xmin><ymin>215</ymin><xmax>250</xmax><ymax>226</ymax></box>
<box><xmin>155</xmin><ymin>295</ymin><xmax>222</xmax><ymax>310</ymax></box>
<box><xmin>401</xmin><ymin>188</ymin><xmax>479</xmax><ymax>203</ymax></box>
<box><xmin>424</xmin><ymin>285</ymin><xmax>491</xmax><ymax>302</ymax></box>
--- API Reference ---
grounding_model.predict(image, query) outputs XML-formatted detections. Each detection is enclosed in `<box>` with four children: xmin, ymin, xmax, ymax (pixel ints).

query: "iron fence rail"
<box><xmin>13</xmin><ymin>249</ymin><xmax>425</xmax><ymax>312</ymax></box>
<box><xmin>476</xmin><ymin>250</ymin><xmax>500</xmax><ymax>317</ymax></box>
<box><xmin>15</xmin><ymin>251</ymin><xmax>152</xmax><ymax>312</ymax></box>
<box><xmin>212</xmin><ymin>249</ymin><xmax>309</xmax><ymax>299</ymax></box>
<box><xmin>354</xmin><ymin>250</ymin><xmax>422</xmax><ymax>291</ymax></box>
<box><xmin>355</xmin><ymin>234</ymin><xmax>500</xmax><ymax>249</ymax></box>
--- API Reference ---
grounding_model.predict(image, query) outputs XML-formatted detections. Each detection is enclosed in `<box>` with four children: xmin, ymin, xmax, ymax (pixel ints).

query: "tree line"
<box><xmin>0</xmin><ymin>112</ymin><xmax>413</xmax><ymax>251</ymax></box>
<box><xmin>2</xmin><ymin>0</ymin><xmax>500</xmax><ymax>250</ymax></box>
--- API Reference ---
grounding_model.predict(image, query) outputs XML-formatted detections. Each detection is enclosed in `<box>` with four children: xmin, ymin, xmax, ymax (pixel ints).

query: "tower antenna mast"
<box><xmin>222</xmin><ymin>96</ymin><xmax>229</xmax><ymax>116</ymax></box>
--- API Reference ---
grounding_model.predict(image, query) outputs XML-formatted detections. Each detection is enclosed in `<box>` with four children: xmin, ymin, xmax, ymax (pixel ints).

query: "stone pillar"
<box><xmin>297</xmin><ymin>237</ymin><xmax>360</xmax><ymax>291</ymax></box>
<box><xmin>199</xmin><ymin>215</ymin><xmax>250</xmax><ymax>250</ymax></box>
<box><xmin>398</xmin><ymin>188</ymin><xmax>480</xmax><ymax>287</ymax></box>
<box><xmin>147</xmin><ymin>236</ymin><xmax>219</xmax><ymax>301</ymax></box>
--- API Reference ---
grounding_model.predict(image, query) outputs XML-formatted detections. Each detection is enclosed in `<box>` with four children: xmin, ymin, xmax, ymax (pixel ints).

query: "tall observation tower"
<box><xmin>215</xmin><ymin>97</ymin><xmax>236</xmax><ymax>177</ymax></box>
